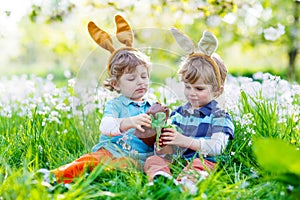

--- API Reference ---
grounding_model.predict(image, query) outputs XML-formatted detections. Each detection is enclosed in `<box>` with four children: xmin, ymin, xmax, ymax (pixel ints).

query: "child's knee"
<box><xmin>144</xmin><ymin>155</ymin><xmax>170</xmax><ymax>172</ymax></box>
<box><xmin>144</xmin><ymin>155</ymin><xmax>164</xmax><ymax>167</ymax></box>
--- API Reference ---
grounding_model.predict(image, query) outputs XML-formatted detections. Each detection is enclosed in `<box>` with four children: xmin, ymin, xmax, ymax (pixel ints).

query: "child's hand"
<box><xmin>120</xmin><ymin>114</ymin><xmax>151</xmax><ymax>132</ymax></box>
<box><xmin>158</xmin><ymin>136</ymin><xmax>166</xmax><ymax>148</ymax></box>
<box><xmin>160</xmin><ymin>128</ymin><xmax>186</xmax><ymax>147</ymax></box>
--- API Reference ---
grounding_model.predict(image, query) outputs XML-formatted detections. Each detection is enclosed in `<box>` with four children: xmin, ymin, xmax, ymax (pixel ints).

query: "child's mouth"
<box><xmin>189</xmin><ymin>99</ymin><xmax>198</xmax><ymax>103</ymax></box>
<box><xmin>136</xmin><ymin>88</ymin><xmax>146</xmax><ymax>93</ymax></box>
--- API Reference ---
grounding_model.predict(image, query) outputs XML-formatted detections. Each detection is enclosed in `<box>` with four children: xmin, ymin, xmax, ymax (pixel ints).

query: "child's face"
<box><xmin>184</xmin><ymin>79</ymin><xmax>217</xmax><ymax>109</ymax></box>
<box><xmin>114</xmin><ymin>65</ymin><xmax>149</xmax><ymax>101</ymax></box>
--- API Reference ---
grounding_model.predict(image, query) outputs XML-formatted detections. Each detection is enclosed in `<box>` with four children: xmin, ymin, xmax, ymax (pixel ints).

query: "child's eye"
<box><xmin>196</xmin><ymin>87</ymin><xmax>204</xmax><ymax>91</ymax></box>
<box><xmin>127</xmin><ymin>78</ymin><xmax>135</xmax><ymax>81</ymax></box>
<box><xmin>141</xmin><ymin>73</ymin><xmax>148</xmax><ymax>79</ymax></box>
<box><xmin>185</xmin><ymin>85</ymin><xmax>191</xmax><ymax>89</ymax></box>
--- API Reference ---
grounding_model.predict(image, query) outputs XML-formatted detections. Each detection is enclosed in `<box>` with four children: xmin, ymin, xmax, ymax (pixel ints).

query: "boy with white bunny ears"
<box><xmin>144</xmin><ymin>28</ymin><xmax>234</xmax><ymax>194</ymax></box>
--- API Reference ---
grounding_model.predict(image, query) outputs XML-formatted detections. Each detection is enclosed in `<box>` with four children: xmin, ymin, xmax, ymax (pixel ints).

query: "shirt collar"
<box><xmin>182</xmin><ymin>100</ymin><xmax>218</xmax><ymax>116</ymax></box>
<box><xmin>119</xmin><ymin>95</ymin><xmax>151</xmax><ymax>107</ymax></box>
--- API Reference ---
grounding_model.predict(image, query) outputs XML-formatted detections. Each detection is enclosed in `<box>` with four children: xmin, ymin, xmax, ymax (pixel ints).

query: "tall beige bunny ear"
<box><xmin>197</xmin><ymin>31</ymin><xmax>218</xmax><ymax>56</ymax></box>
<box><xmin>88</xmin><ymin>21</ymin><xmax>115</xmax><ymax>53</ymax></box>
<box><xmin>115</xmin><ymin>15</ymin><xmax>133</xmax><ymax>47</ymax></box>
<box><xmin>170</xmin><ymin>27</ymin><xmax>195</xmax><ymax>55</ymax></box>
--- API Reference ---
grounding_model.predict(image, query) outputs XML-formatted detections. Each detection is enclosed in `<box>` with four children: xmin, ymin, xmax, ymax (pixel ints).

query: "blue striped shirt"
<box><xmin>171</xmin><ymin>100</ymin><xmax>234</xmax><ymax>162</ymax></box>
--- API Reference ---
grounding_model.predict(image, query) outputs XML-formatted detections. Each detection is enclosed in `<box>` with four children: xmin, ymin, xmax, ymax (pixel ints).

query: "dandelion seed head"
<box><xmin>240</xmin><ymin>181</ymin><xmax>250</xmax><ymax>189</ymax></box>
<box><xmin>287</xmin><ymin>185</ymin><xmax>294</xmax><ymax>191</ymax></box>
<box><xmin>64</xmin><ymin>70</ymin><xmax>72</xmax><ymax>79</ymax></box>
<box><xmin>201</xmin><ymin>193</ymin><xmax>208</xmax><ymax>199</ymax></box>
<box><xmin>248</xmin><ymin>140</ymin><xmax>252</xmax><ymax>146</ymax></box>
<box><xmin>68</xmin><ymin>78</ymin><xmax>76</xmax><ymax>88</ymax></box>
<box><xmin>46</xmin><ymin>74</ymin><xmax>54</xmax><ymax>81</ymax></box>
<box><xmin>38</xmin><ymin>145</ymin><xmax>43</xmax><ymax>153</ymax></box>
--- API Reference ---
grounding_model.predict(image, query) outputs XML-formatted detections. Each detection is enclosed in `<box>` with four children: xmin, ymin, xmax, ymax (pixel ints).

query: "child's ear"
<box><xmin>111</xmin><ymin>81</ymin><xmax>120</xmax><ymax>91</ymax></box>
<box><xmin>214</xmin><ymin>85</ymin><xmax>224</xmax><ymax>98</ymax></box>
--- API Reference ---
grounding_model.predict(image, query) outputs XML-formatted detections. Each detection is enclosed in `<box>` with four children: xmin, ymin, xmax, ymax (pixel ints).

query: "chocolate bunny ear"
<box><xmin>115</xmin><ymin>15</ymin><xmax>133</xmax><ymax>47</ymax></box>
<box><xmin>197</xmin><ymin>31</ymin><xmax>218</xmax><ymax>56</ymax></box>
<box><xmin>87</xmin><ymin>21</ymin><xmax>115</xmax><ymax>53</ymax></box>
<box><xmin>170</xmin><ymin>27</ymin><xmax>195</xmax><ymax>55</ymax></box>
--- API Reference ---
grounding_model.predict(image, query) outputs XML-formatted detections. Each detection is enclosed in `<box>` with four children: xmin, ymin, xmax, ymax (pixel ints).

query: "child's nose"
<box><xmin>190</xmin><ymin>87</ymin><xmax>197</xmax><ymax>93</ymax></box>
<box><xmin>137</xmin><ymin>77</ymin><xmax>145</xmax><ymax>85</ymax></box>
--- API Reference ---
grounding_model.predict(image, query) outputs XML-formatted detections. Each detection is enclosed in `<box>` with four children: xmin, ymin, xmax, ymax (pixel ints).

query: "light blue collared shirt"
<box><xmin>92</xmin><ymin>95</ymin><xmax>154</xmax><ymax>165</ymax></box>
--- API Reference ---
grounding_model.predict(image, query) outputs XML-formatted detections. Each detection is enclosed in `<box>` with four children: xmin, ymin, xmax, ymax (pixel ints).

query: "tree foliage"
<box><xmin>4</xmin><ymin>0</ymin><xmax>299</xmax><ymax>81</ymax></box>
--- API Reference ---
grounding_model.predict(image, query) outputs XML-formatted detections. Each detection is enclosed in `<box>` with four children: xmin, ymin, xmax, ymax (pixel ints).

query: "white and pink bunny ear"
<box><xmin>170</xmin><ymin>27</ymin><xmax>221</xmax><ymax>88</ymax></box>
<box><xmin>197</xmin><ymin>30</ymin><xmax>218</xmax><ymax>56</ymax></box>
<box><xmin>170</xmin><ymin>27</ymin><xmax>195</xmax><ymax>55</ymax></box>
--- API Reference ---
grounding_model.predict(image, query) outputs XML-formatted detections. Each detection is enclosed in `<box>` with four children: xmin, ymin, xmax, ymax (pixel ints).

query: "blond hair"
<box><xmin>178</xmin><ymin>53</ymin><xmax>227</xmax><ymax>91</ymax></box>
<box><xmin>103</xmin><ymin>49</ymin><xmax>151</xmax><ymax>92</ymax></box>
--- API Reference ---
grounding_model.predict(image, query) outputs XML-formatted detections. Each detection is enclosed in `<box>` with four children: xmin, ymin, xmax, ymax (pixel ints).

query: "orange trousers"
<box><xmin>144</xmin><ymin>155</ymin><xmax>215</xmax><ymax>182</ymax></box>
<box><xmin>52</xmin><ymin>148</ymin><xmax>136</xmax><ymax>184</ymax></box>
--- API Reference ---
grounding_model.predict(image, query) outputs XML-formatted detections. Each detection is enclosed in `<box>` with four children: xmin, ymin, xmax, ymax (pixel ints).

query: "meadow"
<box><xmin>0</xmin><ymin>72</ymin><xmax>299</xmax><ymax>200</ymax></box>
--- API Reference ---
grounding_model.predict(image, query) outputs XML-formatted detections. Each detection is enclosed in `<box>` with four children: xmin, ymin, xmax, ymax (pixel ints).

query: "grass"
<box><xmin>0</xmin><ymin>75</ymin><xmax>300</xmax><ymax>199</ymax></box>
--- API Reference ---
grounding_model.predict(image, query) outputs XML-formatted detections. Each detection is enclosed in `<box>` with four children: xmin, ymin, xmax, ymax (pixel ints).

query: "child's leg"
<box><xmin>177</xmin><ymin>158</ymin><xmax>215</xmax><ymax>182</ymax></box>
<box><xmin>106</xmin><ymin>156</ymin><xmax>138</xmax><ymax>170</ymax></box>
<box><xmin>144</xmin><ymin>155</ymin><xmax>171</xmax><ymax>181</ymax></box>
<box><xmin>52</xmin><ymin>148</ymin><xmax>114</xmax><ymax>184</ymax></box>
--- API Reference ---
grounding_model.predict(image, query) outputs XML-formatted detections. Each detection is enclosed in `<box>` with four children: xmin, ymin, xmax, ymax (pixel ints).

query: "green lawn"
<box><xmin>0</xmin><ymin>74</ymin><xmax>299</xmax><ymax>199</ymax></box>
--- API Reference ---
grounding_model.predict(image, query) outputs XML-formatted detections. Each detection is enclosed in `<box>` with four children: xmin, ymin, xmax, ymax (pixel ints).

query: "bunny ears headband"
<box><xmin>170</xmin><ymin>28</ymin><xmax>221</xmax><ymax>88</ymax></box>
<box><xmin>87</xmin><ymin>15</ymin><xmax>136</xmax><ymax>76</ymax></box>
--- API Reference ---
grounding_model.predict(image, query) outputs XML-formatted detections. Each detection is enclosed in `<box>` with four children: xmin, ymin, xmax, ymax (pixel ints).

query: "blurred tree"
<box><xmin>216</xmin><ymin>0</ymin><xmax>299</xmax><ymax>81</ymax></box>
<box><xmin>20</xmin><ymin>0</ymin><xmax>300</xmax><ymax>81</ymax></box>
<box><xmin>288</xmin><ymin>0</ymin><xmax>300</xmax><ymax>81</ymax></box>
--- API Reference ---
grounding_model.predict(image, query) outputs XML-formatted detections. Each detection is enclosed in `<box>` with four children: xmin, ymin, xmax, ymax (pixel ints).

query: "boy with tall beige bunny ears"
<box><xmin>144</xmin><ymin>28</ymin><xmax>234</xmax><ymax>194</ymax></box>
<box><xmin>37</xmin><ymin>15</ymin><xmax>157</xmax><ymax>185</ymax></box>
